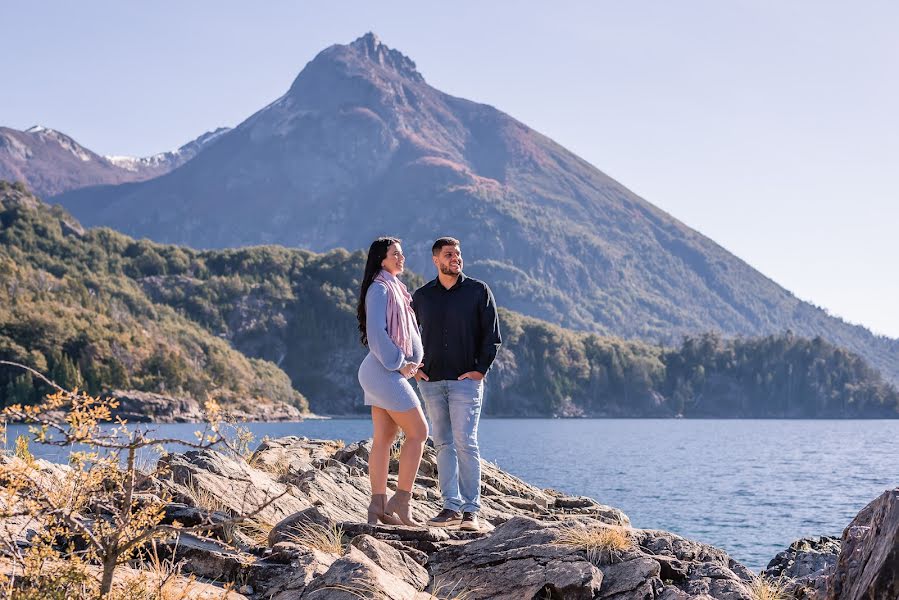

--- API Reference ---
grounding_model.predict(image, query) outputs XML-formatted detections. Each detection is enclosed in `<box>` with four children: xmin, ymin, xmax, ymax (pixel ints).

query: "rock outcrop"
<box><xmin>826</xmin><ymin>488</ymin><xmax>899</xmax><ymax>600</ymax></box>
<box><xmin>759</xmin><ymin>488</ymin><xmax>899</xmax><ymax>600</ymax></box>
<box><xmin>4</xmin><ymin>435</ymin><xmax>896</xmax><ymax>599</ymax></box>
<box><xmin>147</xmin><ymin>437</ymin><xmax>759</xmax><ymax>599</ymax></box>
<box><xmin>762</xmin><ymin>536</ymin><xmax>841</xmax><ymax>599</ymax></box>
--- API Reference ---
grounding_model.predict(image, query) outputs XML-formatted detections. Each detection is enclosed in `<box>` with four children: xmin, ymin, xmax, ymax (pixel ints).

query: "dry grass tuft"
<box><xmin>182</xmin><ymin>476</ymin><xmax>229</xmax><ymax>514</ymax></box>
<box><xmin>389</xmin><ymin>433</ymin><xmax>405</xmax><ymax>462</ymax></box>
<box><xmin>313</xmin><ymin>581</ymin><xmax>382</xmax><ymax>598</ymax></box>
<box><xmin>120</xmin><ymin>546</ymin><xmax>196</xmax><ymax>600</ymax></box>
<box><xmin>284</xmin><ymin>521</ymin><xmax>345</xmax><ymax>555</ymax></box>
<box><xmin>235</xmin><ymin>516</ymin><xmax>275</xmax><ymax>547</ymax></box>
<box><xmin>425</xmin><ymin>576</ymin><xmax>482</xmax><ymax>599</ymax></box>
<box><xmin>554</xmin><ymin>522</ymin><xmax>634</xmax><ymax>564</ymax></box>
<box><xmin>746</xmin><ymin>574</ymin><xmax>792</xmax><ymax>600</ymax></box>
<box><xmin>247</xmin><ymin>455</ymin><xmax>292</xmax><ymax>478</ymax></box>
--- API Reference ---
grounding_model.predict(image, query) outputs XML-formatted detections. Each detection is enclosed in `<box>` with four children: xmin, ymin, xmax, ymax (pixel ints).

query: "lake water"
<box><xmin>9</xmin><ymin>418</ymin><xmax>897</xmax><ymax>572</ymax></box>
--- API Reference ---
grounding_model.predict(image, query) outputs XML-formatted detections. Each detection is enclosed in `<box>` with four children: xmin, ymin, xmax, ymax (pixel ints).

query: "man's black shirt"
<box><xmin>412</xmin><ymin>273</ymin><xmax>502</xmax><ymax>382</ymax></box>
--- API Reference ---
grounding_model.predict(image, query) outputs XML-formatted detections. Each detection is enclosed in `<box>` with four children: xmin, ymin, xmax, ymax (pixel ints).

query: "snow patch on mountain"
<box><xmin>104</xmin><ymin>127</ymin><xmax>231</xmax><ymax>172</ymax></box>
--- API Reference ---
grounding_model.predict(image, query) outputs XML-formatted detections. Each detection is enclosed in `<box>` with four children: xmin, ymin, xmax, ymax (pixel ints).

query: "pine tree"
<box><xmin>3</xmin><ymin>372</ymin><xmax>34</xmax><ymax>406</ymax></box>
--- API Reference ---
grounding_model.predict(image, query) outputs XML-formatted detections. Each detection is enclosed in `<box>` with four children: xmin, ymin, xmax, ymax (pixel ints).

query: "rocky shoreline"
<box><xmin>3</xmin><ymin>436</ymin><xmax>896</xmax><ymax>599</ymax></box>
<box><xmin>111</xmin><ymin>390</ymin><xmax>307</xmax><ymax>423</ymax></box>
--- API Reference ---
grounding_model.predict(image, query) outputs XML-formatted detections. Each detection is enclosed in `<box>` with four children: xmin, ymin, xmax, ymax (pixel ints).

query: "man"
<box><xmin>412</xmin><ymin>237</ymin><xmax>502</xmax><ymax>531</ymax></box>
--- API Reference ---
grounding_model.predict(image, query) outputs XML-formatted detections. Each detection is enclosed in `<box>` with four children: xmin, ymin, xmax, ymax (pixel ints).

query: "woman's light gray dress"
<box><xmin>358</xmin><ymin>281</ymin><xmax>424</xmax><ymax>411</ymax></box>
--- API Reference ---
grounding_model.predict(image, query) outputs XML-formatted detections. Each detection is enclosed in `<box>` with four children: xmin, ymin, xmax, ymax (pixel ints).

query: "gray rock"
<box><xmin>763</xmin><ymin>536</ymin><xmax>840</xmax><ymax>599</ymax></box>
<box><xmin>161</xmin><ymin>502</ymin><xmax>230</xmax><ymax>528</ymax></box>
<box><xmin>350</xmin><ymin>534</ymin><xmax>429</xmax><ymax>590</ymax></box>
<box><xmin>635</xmin><ymin>529</ymin><xmax>753</xmax><ymax>600</ymax></box>
<box><xmin>158</xmin><ymin>533</ymin><xmax>255</xmax><ymax>581</ymax></box>
<box><xmin>139</xmin><ymin>436</ymin><xmax>771</xmax><ymax>600</ymax></box>
<box><xmin>158</xmin><ymin>448</ymin><xmax>309</xmax><ymax>525</ymax></box>
<box><xmin>268</xmin><ymin>506</ymin><xmax>334</xmax><ymax>547</ymax></box>
<box><xmin>261</xmin><ymin>547</ymin><xmax>337</xmax><ymax>599</ymax></box>
<box><xmin>299</xmin><ymin>546</ymin><xmax>431</xmax><ymax>599</ymax></box>
<box><xmin>827</xmin><ymin>487</ymin><xmax>899</xmax><ymax>600</ymax></box>
<box><xmin>425</xmin><ymin>516</ymin><xmax>755</xmax><ymax>600</ymax></box>
<box><xmin>251</xmin><ymin>437</ymin><xmax>348</xmax><ymax>478</ymax></box>
<box><xmin>764</xmin><ymin>536</ymin><xmax>841</xmax><ymax>579</ymax></box>
<box><xmin>596</xmin><ymin>557</ymin><xmax>662</xmax><ymax>598</ymax></box>
<box><xmin>427</xmin><ymin>516</ymin><xmax>604</xmax><ymax>600</ymax></box>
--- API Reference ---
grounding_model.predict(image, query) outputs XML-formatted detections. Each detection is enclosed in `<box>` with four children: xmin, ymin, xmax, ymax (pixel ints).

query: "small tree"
<box><xmin>0</xmin><ymin>360</ymin><xmax>284</xmax><ymax>598</ymax></box>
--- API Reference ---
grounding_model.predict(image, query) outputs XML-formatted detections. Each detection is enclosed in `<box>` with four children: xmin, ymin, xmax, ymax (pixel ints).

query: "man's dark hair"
<box><xmin>431</xmin><ymin>237</ymin><xmax>461</xmax><ymax>256</ymax></box>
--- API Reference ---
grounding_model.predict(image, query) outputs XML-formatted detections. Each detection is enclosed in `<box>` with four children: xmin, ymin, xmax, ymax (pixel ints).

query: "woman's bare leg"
<box><xmin>388</xmin><ymin>405</ymin><xmax>429</xmax><ymax>492</ymax></box>
<box><xmin>370</xmin><ymin>406</ymin><xmax>399</xmax><ymax>494</ymax></box>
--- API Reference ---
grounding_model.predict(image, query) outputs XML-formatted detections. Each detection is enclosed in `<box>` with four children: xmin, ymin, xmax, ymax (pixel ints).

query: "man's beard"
<box><xmin>439</xmin><ymin>265</ymin><xmax>460</xmax><ymax>276</ymax></box>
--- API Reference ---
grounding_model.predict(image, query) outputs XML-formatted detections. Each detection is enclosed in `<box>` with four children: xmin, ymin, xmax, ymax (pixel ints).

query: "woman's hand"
<box><xmin>399</xmin><ymin>362</ymin><xmax>419</xmax><ymax>379</ymax></box>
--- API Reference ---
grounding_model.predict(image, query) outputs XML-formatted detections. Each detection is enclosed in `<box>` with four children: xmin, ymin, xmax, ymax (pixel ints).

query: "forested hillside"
<box><xmin>2</xmin><ymin>182</ymin><xmax>896</xmax><ymax>418</ymax></box>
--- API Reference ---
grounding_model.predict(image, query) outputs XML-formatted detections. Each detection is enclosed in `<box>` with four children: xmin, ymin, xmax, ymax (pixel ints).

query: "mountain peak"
<box><xmin>25</xmin><ymin>125</ymin><xmax>68</xmax><ymax>139</ymax></box>
<box><xmin>344</xmin><ymin>32</ymin><xmax>423</xmax><ymax>82</ymax></box>
<box><xmin>283</xmin><ymin>33</ymin><xmax>425</xmax><ymax>107</ymax></box>
<box><xmin>350</xmin><ymin>31</ymin><xmax>383</xmax><ymax>52</ymax></box>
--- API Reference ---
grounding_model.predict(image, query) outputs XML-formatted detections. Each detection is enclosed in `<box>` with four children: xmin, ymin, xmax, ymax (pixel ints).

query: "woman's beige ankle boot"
<box><xmin>367</xmin><ymin>493</ymin><xmax>387</xmax><ymax>524</ymax></box>
<box><xmin>368</xmin><ymin>493</ymin><xmax>402</xmax><ymax>525</ymax></box>
<box><xmin>384</xmin><ymin>490</ymin><xmax>420</xmax><ymax>527</ymax></box>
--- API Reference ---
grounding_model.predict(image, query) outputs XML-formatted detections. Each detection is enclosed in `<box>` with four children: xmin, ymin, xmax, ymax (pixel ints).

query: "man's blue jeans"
<box><xmin>417</xmin><ymin>378</ymin><xmax>484</xmax><ymax>513</ymax></box>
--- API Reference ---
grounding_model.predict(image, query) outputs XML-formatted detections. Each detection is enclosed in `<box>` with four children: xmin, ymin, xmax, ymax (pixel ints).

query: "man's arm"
<box><xmin>411</xmin><ymin>288</ymin><xmax>422</xmax><ymax>331</ymax></box>
<box><xmin>475</xmin><ymin>283</ymin><xmax>502</xmax><ymax>375</ymax></box>
<box><xmin>411</xmin><ymin>287</ymin><xmax>429</xmax><ymax>381</ymax></box>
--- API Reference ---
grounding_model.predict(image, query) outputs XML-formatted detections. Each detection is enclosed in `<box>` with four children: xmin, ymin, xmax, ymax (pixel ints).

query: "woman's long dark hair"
<box><xmin>357</xmin><ymin>236</ymin><xmax>401</xmax><ymax>347</ymax></box>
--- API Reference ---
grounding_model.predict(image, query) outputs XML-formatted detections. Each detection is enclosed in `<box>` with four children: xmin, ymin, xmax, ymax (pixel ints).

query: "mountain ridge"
<box><xmin>0</xmin><ymin>125</ymin><xmax>229</xmax><ymax>198</ymax></box>
<box><xmin>46</xmin><ymin>33</ymin><xmax>899</xmax><ymax>383</ymax></box>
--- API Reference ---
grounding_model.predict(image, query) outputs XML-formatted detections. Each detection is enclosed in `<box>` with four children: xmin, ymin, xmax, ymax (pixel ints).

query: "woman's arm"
<box><xmin>365</xmin><ymin>283</ymin><xmax>406</xmax><ymax>371</ymax></box>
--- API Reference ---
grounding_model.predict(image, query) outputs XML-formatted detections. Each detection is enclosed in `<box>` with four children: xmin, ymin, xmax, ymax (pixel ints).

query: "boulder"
<box><xmin>298</xmin><ymin>546</ymin><xmax>432</xmax><ymax>599</ymax></box>
<box><xmin>158</xmin><ymin>533</ymin><xmax>255</xmax><ymax>581</ymax></box>
<box><xmin>827</xmin><ymin>488</ymin><xmax>899</xmax><ymax>600</ymax></box>
<box><xmin>350</xmin><ymin>534</ymin><xmax>430</xmax><ymax>590</ymax></box>
<box><xmin>157</xmin><ymin>448</ymin><xmax>308</xmax><ymax>525</ymax></box>
<box><xmin>253</xmin><ymin>547</ymin><xmax>336</xmax><ymax>599</ymax></box>
<box><xmin>635</xmin><ymin>529</ymin><xmax>753</xmax><ymax>600</ymax></box>
<box><xmin>763</xmin><ymin>536</ymin><xmax>841</xmax><ymax>599</ymax></box>
<box><xmin>427</xmin><ymin>516</ymin><xmax>604</xmax><ymax>600</ymax></box>
<box><xmin>764</xmin><ymin>536</ymin><xmax>842</xmax><ymax>580</ymax></box>
<box><xmin>426</xmin><ymin>517</ymin><xmax>757</xmax><ymax>600</ymax></box>
<box><xmin>249</xmin><ymin>436</ymin><xmax>347</xmax><ymax>478</ymax></box>
<box><xmin>269</xmin><ymin>505</ymin><xmax>335</xmax><ymax>547</ymax></box>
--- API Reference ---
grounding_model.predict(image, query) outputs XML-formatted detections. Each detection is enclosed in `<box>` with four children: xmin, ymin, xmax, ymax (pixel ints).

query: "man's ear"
<box><xmin>432</xmin><ymin>254</ymin><xmax>439</xmax><ymax>268</ymax></box>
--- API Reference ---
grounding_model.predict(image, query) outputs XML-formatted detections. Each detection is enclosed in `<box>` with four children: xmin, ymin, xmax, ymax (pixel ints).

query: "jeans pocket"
<box><xmin>464</xmin><ymin>378</ymin><xmax>484</xmax><ymax>404</ymax></box>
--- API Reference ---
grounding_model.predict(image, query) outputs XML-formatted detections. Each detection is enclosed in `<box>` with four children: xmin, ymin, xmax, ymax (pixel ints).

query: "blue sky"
<box><xmin>2</xmin><ymin>1</ymin><xmax>897</xmax><ymax>337</ymax></box>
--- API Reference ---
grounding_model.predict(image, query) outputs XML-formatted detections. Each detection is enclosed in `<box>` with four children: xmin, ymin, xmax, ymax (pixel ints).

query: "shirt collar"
<box><xmin>428</xmin><ymin>272</ymin><xmax>466</xmax><ymax>290</ymax></box>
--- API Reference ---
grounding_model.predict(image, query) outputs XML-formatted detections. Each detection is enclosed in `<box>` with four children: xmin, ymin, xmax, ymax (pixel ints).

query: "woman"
<box><xmin>357</xmin><ymin>237</ymin><xmax>428</xmax><ymax>526</ymax></box>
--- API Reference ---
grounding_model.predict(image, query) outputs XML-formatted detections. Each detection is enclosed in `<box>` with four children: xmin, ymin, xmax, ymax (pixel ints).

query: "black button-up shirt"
<box><xmin>412</xmin><ymin>273</ymin><xmax>502</xmax><ymax>382</ymax></box>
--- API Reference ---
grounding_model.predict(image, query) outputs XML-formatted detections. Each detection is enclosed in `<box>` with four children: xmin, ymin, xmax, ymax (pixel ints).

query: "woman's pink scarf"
<box><xmin>374</xmin><ymin>270</ymin><xmax>418</xmax><ymax>357</ymax></box>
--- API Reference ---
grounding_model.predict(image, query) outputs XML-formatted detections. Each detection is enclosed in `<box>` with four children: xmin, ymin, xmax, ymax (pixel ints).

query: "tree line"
<box><xmin>2</xmin><ymin>181</ymin><xmax>897</xmax><ymax>418</ymax></box>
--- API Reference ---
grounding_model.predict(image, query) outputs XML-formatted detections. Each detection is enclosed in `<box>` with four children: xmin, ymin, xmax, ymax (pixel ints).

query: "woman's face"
<box><xmin>381</xmin><ymin>243</ymin><xmax>405</xmax><ymax>275</ymax></box>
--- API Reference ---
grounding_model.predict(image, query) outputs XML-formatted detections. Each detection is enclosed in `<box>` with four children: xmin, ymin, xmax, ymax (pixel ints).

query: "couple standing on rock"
<box><xmin>356</xmin><ymin>236</ymin><xmax>502</xmax><ymax>532</ymax></box>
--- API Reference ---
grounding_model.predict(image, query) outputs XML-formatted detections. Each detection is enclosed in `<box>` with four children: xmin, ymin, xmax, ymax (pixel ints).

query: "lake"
<box><xmin>8</xmin><ymin>418</ymin><xmax>897</xmax><ymax>572</ymax></box>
